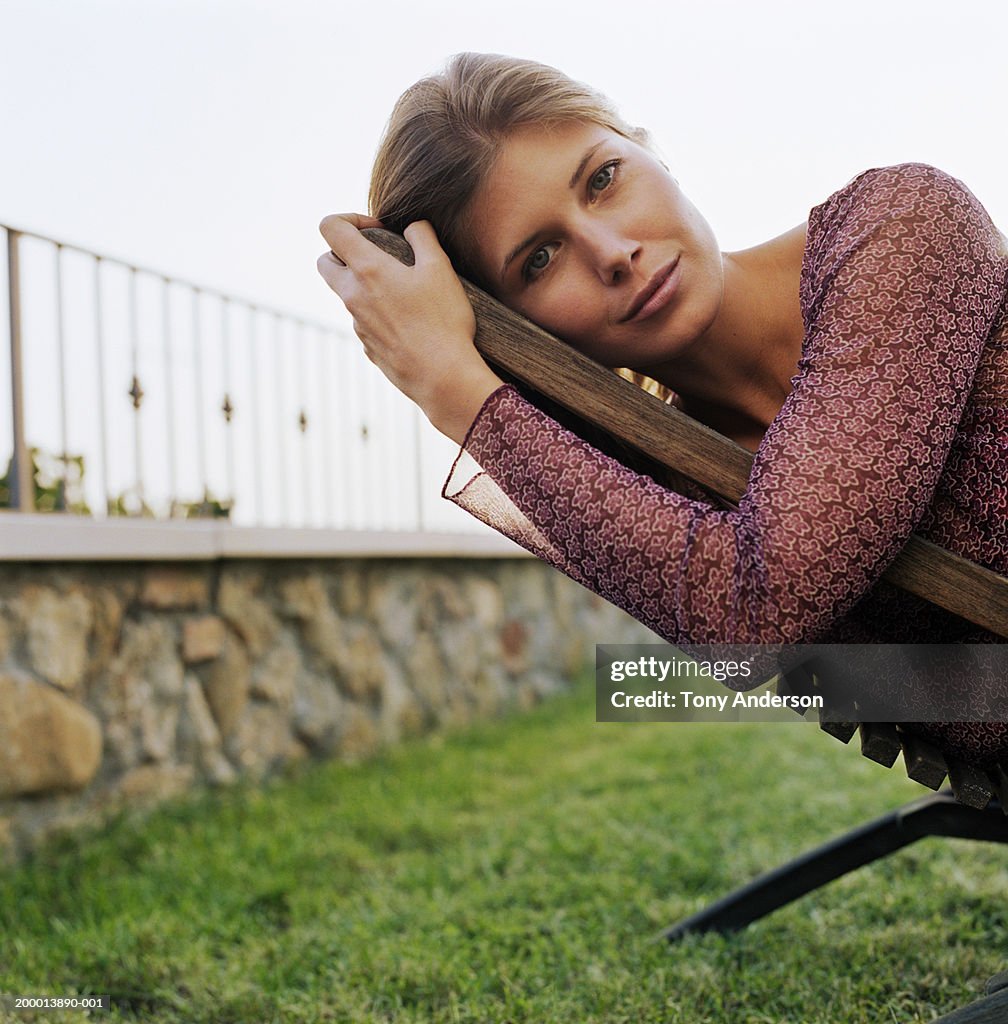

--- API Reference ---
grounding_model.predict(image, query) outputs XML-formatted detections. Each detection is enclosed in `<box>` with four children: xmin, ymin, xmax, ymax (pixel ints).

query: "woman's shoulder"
<box><xmin>810</xmin><ymin>163</ymin><xmax>978</xmax><ymax>237</ymax></box>
<box><xmin>802</xmin><ymin>163</ymin><xmax>1006</xmax><ymax>304</ymax></box>
<box><xmin>827</xmin><ymin>161</ymin><xmax>967</xmax><ymax>196</ymax></box>
<box><xmin>807</xmin><ymin>163</ymin><xmax>1003</xmax><ymax>252</ymax></box>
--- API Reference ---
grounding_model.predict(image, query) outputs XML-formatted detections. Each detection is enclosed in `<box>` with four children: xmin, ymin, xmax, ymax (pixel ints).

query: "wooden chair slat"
<box><xmin>947</xmin><ymin>760</ymin><xmax>994</xmax><ymax>810</ymax></box>
<box><xmin>777</xmin><ymin>664</ymin><xmax>816</xmax><ymax>700</ymax></box>
<box><xmin>818</xmin><ymin>712</ymin><xmax>859</xmax><ymax>744</ymax></box>
<box><xmin>897</xmin><ymin>728</ymin><xmax>948</xmax><ymax>790</ymax></box>
<box><xmin>987</xmin><ymin>764</ymin><xmax>1008</xmax><ymax>815</ymax></box>
<box><xmin>859</xmin><ymin>722</ymin><xmax>902</xmax><ymax>767</ymax></box>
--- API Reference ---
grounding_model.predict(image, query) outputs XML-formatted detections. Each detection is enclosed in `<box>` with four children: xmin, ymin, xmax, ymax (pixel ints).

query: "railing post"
<box><xmin>2</xmin><ymin>222</ymin><xmax>394</xmax><ymax>532</ymax></box>
<box><xmin>7</xmin><ymin>229</ymin><xmax>34</xmax><ymax>512</ymax></box>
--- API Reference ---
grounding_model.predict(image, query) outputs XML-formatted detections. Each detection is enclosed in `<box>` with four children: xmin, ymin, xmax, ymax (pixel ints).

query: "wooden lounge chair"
<box><xmin>363</xmin><ymin>229</ymin><xmax>1008</xmax><ymax>637</ymax></box>
<box><xmin>365</xmin><ymin>229</ymin><xmax>1008</xmax><ymax>1023</ymax></box>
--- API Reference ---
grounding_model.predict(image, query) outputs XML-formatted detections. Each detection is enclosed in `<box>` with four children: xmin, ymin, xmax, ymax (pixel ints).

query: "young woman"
<box><xmin>317</xmin><ymin>53</ymin><xmax>1008</xmax><ymax>764</ymax></box>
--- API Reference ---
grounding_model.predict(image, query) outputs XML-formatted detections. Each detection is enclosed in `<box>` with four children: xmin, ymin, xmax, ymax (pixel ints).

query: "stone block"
<box><xmin>336</xmin><ymin>705</ymin><xmax>381</xmax><ymax>761</ymax></box>
<box><xmin>217</xmin><ymin>572</ymin><xmax>280</xmax><ymax>657</ymax></box>
<box><xmin>302</xmin><ymin>606</ymin><xmax>347</xmax><ymax>669</ymax></box>
<box><xmin>405</xmin><ymin>633</ymin><xmax>446</xmax><ymax>711</ymax></box>
<box><xmin>438</xmin><ymin>620</ymin><xmax>482</xmax><ymax>683</ymax></box>
<box><xmin>367</xmin><ymin>576</ymin><xmax>419</xmax><ymax>648</ymax></box>
<box><xmin>500</xmin><ymin>565</ymin><xmax>550</xmax><ymax>617</ymax></box>
<box><xmin>341</xmin><ymin>624</ymin><xmax>387</xmax><ymax>699</ymax></box>
<box><xmin>0</xmin><ymin>674</ymin><xmax>102</xmax><ymax>797</ymax></box>
<box><xmin>278</xmin><ymin>574</ymin><xmax>329</xmax><ymax>620</ymax></box>
<box><xmin>416</xmin><ymin>573</ymin><xmax>469</xmax><ymax>626</ymax></box>
<box><xmin>176</xmin><ymin>674</ymin><xmax>223</xmax><ymax>764</ymax></box>
<box><xmin>204</xmin><ymin>753</ymin><xmax>238</xmax><ymax>786</ymax></box>
<box><xmin>113</xmin><ymin>763</ymin><xmax>194</xmax><ymax>805</ymax></box>
<box><xmin>249</xmin><ymin>640</ymin><xmax>300</xmax><ymax>706</ymax></box>
<box><xmin>203</xmin><ymin>634</ymin><xmax>251</xmax><ymax>738</ymax></box>
<box><xmin>182</xmin><ymin>615</ymin><xmax>227</xmax><ymax>664</ymax></box>
<box><xmin>379</xmin><ymin>656</ymin><xmax>424</xmax><ymax>742</ymax></box>
<box><xmin>140</xmin><ymin>698</ymin><xmax>179</xmax><ymax>763</ymax></box>
<box><xmin>499</xmin><ymin>619</ymin><xmax>530</xmax><ymax>675</ymax></box>
<box><xmin>224</xmin><ymin>703</ymin><xmax>299</xmax><ymax>779</ymax></box>
<box><xmin>469</xmin><ymin>665</ymin><xmax>508</xmax><ymax>717</ymax></box>
<box><xmin>140</xmin><ymin>567</ymin><xmax>209</xmax><ymax>610</ymax></box>
<box><xmin>175</xmin><ymin>677</ymin><xmax>236</xmax><ymax>787</ymax></box>
<box><xmin>333</xmin><ymin>567</ymin><xmax>365</xmax><ymax>617</ymax></box>
<box><xmin>293</xmin><ymin>671</ymin><xmax>344</xmax><ymax>755</ymax></box>
<box><xmin>87</xmin><ymin>587</ymin><xmax>125</xmax><ymax>684</ymax></box>
<box><xmin>465</xmin><ymin>578</ymin><xmax>503</xmax><ymax>629</ymax></box>
<box><xmin>14</xmin><ymin>585</ymin><xmax>93</xmax><ymax>693</ymax></box>
<box><xmin>94</xmin><ymin>618</ymin><xmax>185</xmax><ymax>767</ymax></box>
<box><xmin>119</xmin><ymin>619</ymin><xmax>185</xmax><ymax>697</ymax></box>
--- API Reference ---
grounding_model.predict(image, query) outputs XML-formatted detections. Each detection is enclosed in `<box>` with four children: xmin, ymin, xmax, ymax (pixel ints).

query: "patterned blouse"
<box><xmin>444</xmin><ymin>163</ymin><xmax>1008</xmax><ymax>766</ymax></box>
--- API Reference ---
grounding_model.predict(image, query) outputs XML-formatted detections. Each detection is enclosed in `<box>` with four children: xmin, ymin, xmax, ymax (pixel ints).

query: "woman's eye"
<box><xmin>589</xmin><ymin>160</ymin><xmax>619</xmax><ymax>195</ymax></box>
<box><xmin>523</xmin><ymin>242</ymin><xmax>558</xmax><ymax>280</ymax></box>
<box><xmin>529</xmin><ymin>248</ymin><xmax>550</xmax><ymax>270</ymax></box>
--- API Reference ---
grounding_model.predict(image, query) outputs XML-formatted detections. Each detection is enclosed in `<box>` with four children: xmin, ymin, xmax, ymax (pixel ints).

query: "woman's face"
<box><xmin>466</xmin><ymin>121</ymin><xmax>725</xmax><ymax>370</ymax></box>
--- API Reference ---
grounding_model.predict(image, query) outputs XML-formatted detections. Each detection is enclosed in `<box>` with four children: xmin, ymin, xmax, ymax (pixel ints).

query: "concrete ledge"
<box><xmin>0</xmin><ymin>513</ymin><xmax>530</xmax><ymax>561</ymax></box>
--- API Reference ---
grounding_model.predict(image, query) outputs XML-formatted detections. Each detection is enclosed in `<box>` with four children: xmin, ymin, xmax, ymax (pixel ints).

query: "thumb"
<box><xmin>403</xmin><ymin>220</ymin><xmax>448</xmax><ymax>267</ymax></box>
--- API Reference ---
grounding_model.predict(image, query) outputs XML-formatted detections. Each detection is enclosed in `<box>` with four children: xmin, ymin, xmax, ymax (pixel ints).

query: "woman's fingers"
<box><xmin>316</xmin><ymin>250</ymin><xmax>349</xmax><ymax>293</ymax></box>
<box><xmin>315</xmin><ymin>213</ymin><xmax>387</xmax><ymax>301</ymax></box>
<box><xmin>318</xmin><ymin>213</ymin><xmax>385</xmax><ymax>265</ymax></box>
<box><xmin>318</xmin><ymin>212</ymin><xmax>384</xmax><ymax>235</ymax></box>
<box><xmin>402</xmin><ymin>220</ymin><xmax>448</xmax><ymax>268</ymax></box>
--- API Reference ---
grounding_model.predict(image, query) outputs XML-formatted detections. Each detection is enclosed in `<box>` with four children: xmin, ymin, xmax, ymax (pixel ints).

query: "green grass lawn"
<box><xmin>1</xmin><ymin>678</ymin><xmax>1005</xmax><ymax>1024</ymax></box>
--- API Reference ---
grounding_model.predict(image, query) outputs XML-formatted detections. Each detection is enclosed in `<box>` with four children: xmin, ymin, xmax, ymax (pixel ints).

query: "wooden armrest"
<box><xmin>362</xmin><ymin>228</ymin><xmax>1008</xmax><ymax>638</ymax></box>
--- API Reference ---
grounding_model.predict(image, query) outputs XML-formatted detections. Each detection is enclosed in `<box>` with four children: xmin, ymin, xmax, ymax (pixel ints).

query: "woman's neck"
<box><xmin>642</xmin><ymin>222</ymin><xmax>808</xmax><ymax>451</ymax></box>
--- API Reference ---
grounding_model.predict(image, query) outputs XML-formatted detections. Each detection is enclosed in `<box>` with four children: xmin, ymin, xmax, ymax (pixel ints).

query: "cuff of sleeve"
<box><xmin>460</xmin><ymin>383</ymin><xmax>518</xmax><ymax>457</ymax></box>
<box><xmin>440</xmin><ymin>383</ymin><xmax>518</xmax><ymax>502</ymax></box>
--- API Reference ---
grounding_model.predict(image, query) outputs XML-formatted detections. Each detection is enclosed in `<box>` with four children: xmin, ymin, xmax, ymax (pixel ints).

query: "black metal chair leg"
<box><xmin>663</xmin><ymin>791</ymin><xmax>1008</xmax><ymax>942</ymax></box>
<box><xmin>927</xmin><ymin>983</ymin><xmax>1008</xmax><ymax>1023</ymax></box>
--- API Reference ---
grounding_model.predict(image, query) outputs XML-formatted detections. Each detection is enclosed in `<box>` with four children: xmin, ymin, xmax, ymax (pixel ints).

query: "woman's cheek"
<box><xmin>537</xmin><ymin>282</ymin><xmax>597</xmax><ymax>342</ymax></box>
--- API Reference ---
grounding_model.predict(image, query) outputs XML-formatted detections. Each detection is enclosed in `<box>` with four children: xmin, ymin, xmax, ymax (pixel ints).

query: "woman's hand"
<box><xmin>317</xmin><ymin>214</ymin><xmax>503</xmax><ymax>444</ymax></box>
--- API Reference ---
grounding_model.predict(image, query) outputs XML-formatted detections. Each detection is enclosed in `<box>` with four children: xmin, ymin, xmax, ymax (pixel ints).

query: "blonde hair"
<box><xmin>369</xmin><ymin>52</ymin><xmax>649</xmax><ymax>286</ymax></box>
<box><xmin>369</xmin><ymin>53</ymin><xmax>677</xmax><ymax>420</ymax></box>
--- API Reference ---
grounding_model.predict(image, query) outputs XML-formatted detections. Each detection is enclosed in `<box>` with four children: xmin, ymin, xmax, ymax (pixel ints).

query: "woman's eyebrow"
<box><xmin>567</xmin><ymin>140</ymin><xmax>606</xmax><ymax>189</ymax></box>
<box><xmin>500</xmin><ymin>140</ymin><xmax>608</xmax><ymax>280</ymax></box>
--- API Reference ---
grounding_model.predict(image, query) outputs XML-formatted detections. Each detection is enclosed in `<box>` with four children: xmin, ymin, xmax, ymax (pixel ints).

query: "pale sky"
<box><xmin>1</xmin><ymin>0</ymin><xmax>1006</xmax><ymax>528</ymax></box>
<box><xmin>2</xmin><ymin>0</ymin><xmax>1006</xmax><ymax>322</ymax></box>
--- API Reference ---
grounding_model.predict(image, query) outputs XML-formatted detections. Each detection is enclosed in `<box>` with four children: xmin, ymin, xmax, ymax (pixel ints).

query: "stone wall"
<box><xmin>0</xmin><ymin>557</ymin><xmax>657</xmax><ymax>862</ymax></box>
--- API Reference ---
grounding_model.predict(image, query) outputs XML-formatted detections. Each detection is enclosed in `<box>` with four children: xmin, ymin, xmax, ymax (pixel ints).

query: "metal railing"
<box><xmin>1</xmin><ymin>223</ymin><xmax>458</xmax><ymax>531</ymax></box>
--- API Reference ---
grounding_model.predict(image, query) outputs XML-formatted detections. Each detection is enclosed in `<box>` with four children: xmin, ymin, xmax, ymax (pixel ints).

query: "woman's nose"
<box><xmin>584</xmin><ymin>227</ymin><xmax>640</xmax><ymax>284</ymax></box>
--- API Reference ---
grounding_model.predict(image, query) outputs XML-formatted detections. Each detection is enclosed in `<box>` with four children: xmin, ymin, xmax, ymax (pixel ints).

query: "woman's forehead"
<box><xmin>467</xmin><ymin>122</ymin><xmax>624</xmax><ymax>274</ymax></box>
<box><xmin>498</xmin><ymin>120</ymin><xmax>619</xmax><ymax>171</ymax></box>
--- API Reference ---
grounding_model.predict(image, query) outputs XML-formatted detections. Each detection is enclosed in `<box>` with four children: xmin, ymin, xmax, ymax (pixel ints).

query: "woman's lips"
<box><xmin>623</xmin><ymin>256</ymin><xmax>681</xmax><ymax>323</ymax></box>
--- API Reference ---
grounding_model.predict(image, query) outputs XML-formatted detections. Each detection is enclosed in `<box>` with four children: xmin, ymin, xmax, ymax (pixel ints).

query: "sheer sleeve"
<box><xmin>443</xmin><ymin>163</ymin><xmax>1008</xmax><ymax>646</ymax></box>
